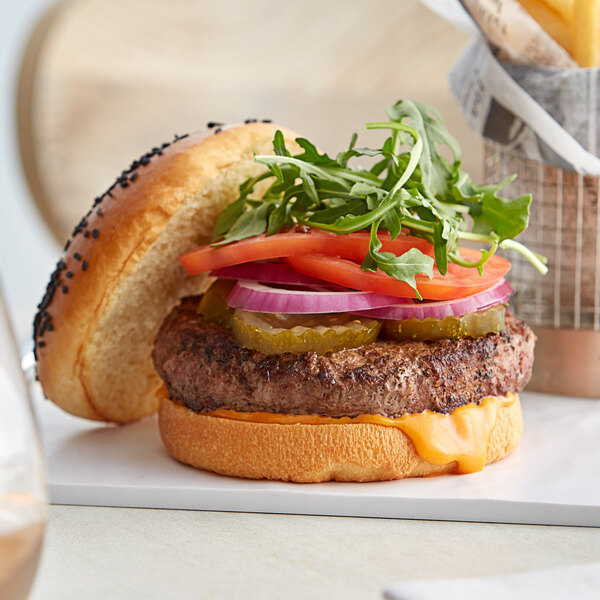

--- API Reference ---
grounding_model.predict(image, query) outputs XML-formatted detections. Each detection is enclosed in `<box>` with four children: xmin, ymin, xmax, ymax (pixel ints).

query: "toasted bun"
<box><xmin>158</xmin><ymin>393</ymin><xmax>523</xmax><ymax>482</ymax></box>
<box><xmin>35</xmin><ymin>123</ymin><xmax>302</xmax><ymax>423</ymax></box>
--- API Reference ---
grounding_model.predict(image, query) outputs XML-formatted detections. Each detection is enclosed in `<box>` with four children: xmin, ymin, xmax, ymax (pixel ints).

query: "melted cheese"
<box><xmin>204</xmin><ymin>394</ymin><xmax>517</xmax><ymax>474</ymax></box>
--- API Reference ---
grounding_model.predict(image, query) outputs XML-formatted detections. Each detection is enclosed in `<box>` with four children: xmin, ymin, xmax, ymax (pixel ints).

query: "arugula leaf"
<box><xmin>213</xmin><ymin>195</ymin><xmax>246</xmax><ymax>239</ymax></box>
<box><xmin>386</xmin><ymin>100</ymin><xmax>460</xmax><ymax>198</ymax></box>
<box><xmin>365</xmin><ymin>121</ymin><xmax>422</xmax><ymax>196</ymax></box>
<box><xmin>451</xmin><ymin>171</ymin><xmax>531</xmax><ymax>241</ymax></box>
<box><xmin>294</xmin><ymin>137</ymin><xmax>337</xmax><ymax>166</ymax></box>
<box><xmin>337</xmin><ymin>132</ymin><xmax>358</xmax><ymax>167</ymax></box>
<box><xmin>474</xmin><ymin>192</ymin><xmax>531</xmax><ymax>241</ymax></box>
<box><xmin>273</xmin><ymin>129</ymin><xmax>291</xmax><ymax>157</ymax></box>
<box><xmin>267</xmin><ymin>196</ymin><xmax>292</xmax><ymax>236</ymax></box>
<box><xmin>362</xmin><ymin>221</ymin><xmax>434</xmax><ymax>300</ymax></box>
<box><xmin>210</xmin><ymin>101</ymin><xmax>547</xmax><ymax>287</ymax></box>
<box><xmin>369</xmin><ymin>246</ymin><xmax>434</xmax><ymax>300</ymax></box>
<box><xmin>383</xmin><ymin>206</ymin><xmax>403</xmax><ymax>240</ymax></box>
<box><xmin>433</xmin><ymin>221</ymin><xmax>449</xmax><ymax>275</ymax></box>
<box><xmin>213</xmin><ymin>201</ymin><xmax>275</xmax><ymax>245</ymax></box>
<box><xmin>305</xmin><ymin>198</ymin><xmax>367</xmax><ymax>225</ymax></box>
<box><xmin>254</xmin><ymin>154</ymin><xmax>350</xmax><ymax>188</ymax></box>
<box><xmin>304</xmin><ymin>189</ymin><xmax>410</xmax><ymax>234</ymax></box>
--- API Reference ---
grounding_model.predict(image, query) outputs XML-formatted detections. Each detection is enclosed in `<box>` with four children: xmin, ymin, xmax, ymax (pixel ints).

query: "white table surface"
<box><xmin>30</xmin><ymin>505</ymin><xmax>600</xmax><ymax>600</ymax></box>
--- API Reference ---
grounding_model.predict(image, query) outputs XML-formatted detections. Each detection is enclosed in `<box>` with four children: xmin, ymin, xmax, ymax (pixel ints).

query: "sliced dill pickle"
<box><xmin>232</xmin><ymin>310</ymin><xmax>382</xmax><ymax>355</ymax></box>
<box><xmin>197</xmin><ymin>279</ymin><xmax>236</xmax><ymax>327</ymax></box>
<box><xmin>383</xmin><ymin>305</ymin><xmax>506</xmax><ymax>342</ymax></box>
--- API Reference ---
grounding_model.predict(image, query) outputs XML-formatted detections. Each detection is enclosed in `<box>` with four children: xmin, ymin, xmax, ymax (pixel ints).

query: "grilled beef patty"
<box><xmin>152</xmin><ymin>296</ymin><xmax>535</xmax><ymax>418</ymax></box>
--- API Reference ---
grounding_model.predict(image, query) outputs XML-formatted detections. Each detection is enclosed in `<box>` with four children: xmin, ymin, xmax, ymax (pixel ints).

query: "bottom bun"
<box><xmin>158</xmin><ymin>393</ymin><xmax>523</xmax><ymax>483</ymax></box>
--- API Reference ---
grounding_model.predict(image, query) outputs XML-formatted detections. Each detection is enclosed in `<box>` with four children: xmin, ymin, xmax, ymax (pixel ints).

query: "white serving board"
<box><xmin>36</xmin><ymin>388</ymin><xmax>600</xmax><ymax>526</ymax></box>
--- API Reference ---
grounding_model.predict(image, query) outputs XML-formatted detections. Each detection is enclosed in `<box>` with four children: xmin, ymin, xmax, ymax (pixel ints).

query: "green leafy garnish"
<box><xmin>213</xmin><ymin>99</ymin><xmax>547</xmax><ymax>297</ymax></box>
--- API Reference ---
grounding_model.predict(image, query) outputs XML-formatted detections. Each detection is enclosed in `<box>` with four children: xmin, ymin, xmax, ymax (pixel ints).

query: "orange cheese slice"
<box><xmin>204</xmin><ymin>393</ymin><xmax>517</xmax><ymax>474</ymax></box>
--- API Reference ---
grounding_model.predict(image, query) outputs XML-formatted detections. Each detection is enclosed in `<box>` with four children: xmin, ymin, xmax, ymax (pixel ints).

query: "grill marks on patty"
<box><xmin>152</xmin><ymin>297</ymin><xmax>535</xmax><ymax>419</ymax></box>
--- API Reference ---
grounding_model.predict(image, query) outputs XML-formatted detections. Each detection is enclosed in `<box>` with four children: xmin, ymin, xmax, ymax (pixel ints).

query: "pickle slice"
<box><xmin>232</xmin><ymin>310</ymin><xmax>382</xmax><ymax>355</ymax></box>
<box><xmin>197</xmin><ymin>279</ymin><xmax>236</xmax><ymax>327</ymax></box>
<box><xmin>382</xmin><ymin>305</ymin><xmax>506</xmax><ymax>342</ymax></box>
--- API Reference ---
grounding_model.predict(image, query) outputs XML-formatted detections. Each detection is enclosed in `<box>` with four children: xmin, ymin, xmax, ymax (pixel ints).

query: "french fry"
<box><xmin>539</xmin><ymin>0</ymin><xmax>574</xmax><ymax>22</ymax></box>
<box><xmin>516</xmin><ymin>0</ymin><xmax>574</xmax><ymax>54</ymax></box>
<box><xmin>572</xmin><ymin>0</ymin><xmax>600</xmax><ymax>66</ymax></box>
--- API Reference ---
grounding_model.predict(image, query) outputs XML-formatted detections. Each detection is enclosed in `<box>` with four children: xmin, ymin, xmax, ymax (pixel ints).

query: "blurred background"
<box><xmin>1</xmin><ymin>0</ymin><xmax>478</xmax><ymax>350</ymax></box>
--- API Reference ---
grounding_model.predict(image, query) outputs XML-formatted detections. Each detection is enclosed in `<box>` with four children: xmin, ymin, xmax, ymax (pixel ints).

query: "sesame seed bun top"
<box><xmin>34</xmin><ymin>121</ymin><xmax>301</xmax><ymax>422</ymax></box>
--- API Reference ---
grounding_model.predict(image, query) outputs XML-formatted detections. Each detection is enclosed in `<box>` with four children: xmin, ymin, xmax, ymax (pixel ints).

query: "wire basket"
<box><xmin>484</xmin><ymin>141</ymin><xmax>600</xmax><ymax>397</ymax></box>
<box><xmin>484</xmin><ymin>140</ymin><xmax>600</xmax><ymax>331</ymax></box>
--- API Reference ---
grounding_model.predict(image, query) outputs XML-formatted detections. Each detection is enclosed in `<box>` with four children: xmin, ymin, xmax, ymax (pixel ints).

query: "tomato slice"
<box><xmin>179</xmin><ymin>230</ymin><xmax>433</xmax><ymax>275</ymax></box>
<box><xmin>285</xmin><ymin>252</ymin><xmax>510</xmax><ymax>300</ymax></box>
<box><xmin>180</xmin><ymin>230</ymin><xmax>510</xmax><ymax>300</ymax></box>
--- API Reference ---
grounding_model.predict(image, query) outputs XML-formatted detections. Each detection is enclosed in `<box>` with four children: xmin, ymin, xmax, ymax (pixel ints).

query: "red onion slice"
<box><xmin>226</xmin><ymin>280</ymin><xmax>404</xmax><ymax>314</ymax></box>
<box><xmin>210</xmin><ymin>262</ymin><xmax>329</xmax><ymax>287</ymax></box>
<box><xmin>352</xmin><ymin>278</ymin><xmax>514</xmax><ymax>321</ymax></box>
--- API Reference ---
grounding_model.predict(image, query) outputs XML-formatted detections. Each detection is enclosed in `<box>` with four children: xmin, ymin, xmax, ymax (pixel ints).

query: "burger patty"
<box><xmin>152</xmin><ymin>297</ymin><xmax>535</xmax><ymax>418</ymax></box>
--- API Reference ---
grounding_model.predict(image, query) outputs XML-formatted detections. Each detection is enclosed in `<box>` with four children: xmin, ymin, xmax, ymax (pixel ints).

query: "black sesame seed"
<box><xmin>92</xmin><ymin>229</ymin><xmax>99</xmax><ymax>238</ymax></box>
<box><xmin>38</xmin><ymin>341</ymin><xmax>45</xmax><ymax>348</ymax></box>
<box><xmin>130</xmin><ymin>172</ymin><xmax>138</xmax><ymax>182</ymax></box>
<box><xmin>84</xmin><ymin>230</ymin><xmax>90</xmax><ymax>238</ymax></box>
<box><xmin>207</xmin><ymin>122</ymin><xmax>223</xmax><ymax>128</ymax></box>
<box><xmin>97</xmin><ymin>208</ymin><xmax>103</xmax><ymax>216</ymax></box>
<box><xmin>214</xmin><ymin>127</ymin><xmax>222</xmax><ymax>134</ymax></box>
<box><xmin>74</xmin><ymin>253</ymin><xmax>81</xmax><ymax>261</ymax></box>
<box><xmin>82</xmin><ymin>260</ymin><xmax>88</xmax><ymax>271</ymax></box>
<box><xmin>62</xmin><ymin>285</ymin><xmax>68</xmax><ymax>294</ymax></box>
<box><xmin>261</xmin><ymin>119</ymin><xmax>272</xmax><ymax>123</ymax></box>
<box><xmin>64</xmin><ymin>240</ymin><xmax>71</xmax><ymax>251</ymax></box>
<box><xmin>65</xmin><ymin>271</ymin><xmax>73</xmax><ymax>279</ymax></box>
<box><xmin>244</xmin><ymin>118</ymin><xmax>257</xmax><ymax>124</ymax></box>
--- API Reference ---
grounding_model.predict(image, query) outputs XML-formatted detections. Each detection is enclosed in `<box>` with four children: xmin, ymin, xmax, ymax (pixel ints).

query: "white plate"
<box><xmin>36</xmin><ymin>389</ymin><xmax>600</xmax><ymax>526</ymax></box>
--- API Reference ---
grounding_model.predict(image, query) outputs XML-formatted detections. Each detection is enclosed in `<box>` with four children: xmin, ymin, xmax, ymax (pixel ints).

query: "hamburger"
<box><xmin>34</xmin><ymin>101</ymin><xmax>540</xmax><ymax>482</ymax></box>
